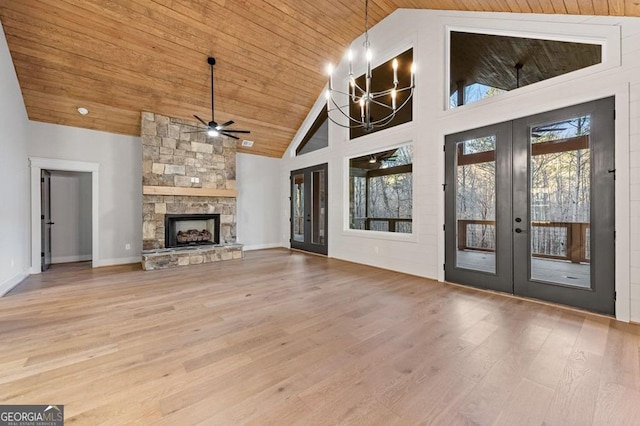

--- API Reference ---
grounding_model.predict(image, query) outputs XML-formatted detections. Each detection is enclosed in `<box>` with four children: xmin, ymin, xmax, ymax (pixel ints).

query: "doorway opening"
<box><xmin>30</xmin><ymin>158</ymin><xmax>99</xmax><ymax>274</ymax></box>
<box><xmin>41</xmin><ymin>170</ymin><xmax>93</xmax><ymax>271</ymax></box>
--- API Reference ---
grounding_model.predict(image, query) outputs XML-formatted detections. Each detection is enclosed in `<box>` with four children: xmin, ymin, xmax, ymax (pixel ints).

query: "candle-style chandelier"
<box><xmin>325</xmin><ymin>0</ymin><xmax>415</xmax><ymax>132</ymax></box>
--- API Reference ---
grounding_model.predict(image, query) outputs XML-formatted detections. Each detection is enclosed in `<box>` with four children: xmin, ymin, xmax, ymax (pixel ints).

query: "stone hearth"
<box><xmin>141</xmin><ymin>244</ymin><xmax>243</xmax><ymax>271</ymax></box>
<box><xmin>140</xmin><ymin>112</ymin><xmax>242</xmax><ymax>270</ymax></box>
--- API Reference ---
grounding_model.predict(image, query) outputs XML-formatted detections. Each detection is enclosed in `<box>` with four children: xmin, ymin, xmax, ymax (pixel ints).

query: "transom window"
<box><xmin>449</xmin><ymin>31</ymin><xmax>602</xmax><ymax>108</ymax></box>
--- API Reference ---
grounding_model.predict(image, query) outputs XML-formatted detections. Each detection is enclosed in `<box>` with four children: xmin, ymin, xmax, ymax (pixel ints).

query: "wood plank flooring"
<box><xmin>1</xmin><ymin>248</ymin><xmax>639</xmax><ymax>425</ymax></box>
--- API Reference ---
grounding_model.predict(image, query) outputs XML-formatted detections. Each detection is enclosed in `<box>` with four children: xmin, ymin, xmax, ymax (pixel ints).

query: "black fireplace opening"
<box><xmin>165</xmin><ymin>214</ymin><xmax>221</xmax><ymax>248</ymax></box>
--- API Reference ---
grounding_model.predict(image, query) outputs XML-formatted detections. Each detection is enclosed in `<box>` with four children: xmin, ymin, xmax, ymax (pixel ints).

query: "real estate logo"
<box><xmin>0</xmin><ymin>405</ymin><xmax>64</xmax><ymax>426</ymax></box>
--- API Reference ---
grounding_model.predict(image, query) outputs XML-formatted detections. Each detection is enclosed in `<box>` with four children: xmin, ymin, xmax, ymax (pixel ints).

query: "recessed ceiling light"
<box><xmin>241</xmin><ymin>140</ymin><xmax>254</xmax><ymax>147</ymax></box>
<box><xmin>77</xmin><ymin>107</ymin><xmax>89</xmax><ymax>115</ymax></box>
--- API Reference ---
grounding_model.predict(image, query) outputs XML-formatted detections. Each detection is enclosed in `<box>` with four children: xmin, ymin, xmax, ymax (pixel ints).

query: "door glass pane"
<box><xmin>292</xmin><ymin>174</ymin><xmax>304</xmax><ymax>243</ymax></box>
<box><xmin>311</xmin><ymin>170</ymin><xmax>325</xmax><ymax>245</ymax></box>
<box><xmin>530</xmin><ymin>116</ymin><xmax>590</xmax><ymax>287</ymax></box>
<box><xmin>456</xmin><ymin>136</ymin><xmax>496</xmax><ymax>273</ymax></box>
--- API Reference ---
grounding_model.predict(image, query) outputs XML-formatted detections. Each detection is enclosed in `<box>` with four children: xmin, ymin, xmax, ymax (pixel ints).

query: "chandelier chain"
<box><xmin>364</xmin><ymin>0</ymin><xmax>370</xmax><ymax>48</ymax></box>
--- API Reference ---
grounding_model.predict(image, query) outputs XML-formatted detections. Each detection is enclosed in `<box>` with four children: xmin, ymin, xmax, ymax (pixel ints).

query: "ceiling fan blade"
<box><xmin>221</xmin><ymin>132</ymin><xmax>240</xmax><ymax>140</ymax></box>
<box><xmin>217</xmin><ymin>120</ymin><xmax>234</xmax><ymax>129</ymax></box>
<box><xmin>194</xmin><ymin>115</ymin><xmax>209</xmax><ymax>127</ymax></box>
<box><xmin>222</xmin><ymin>129</ymin><xmax>251</xmax><ymax>134</ymax></box>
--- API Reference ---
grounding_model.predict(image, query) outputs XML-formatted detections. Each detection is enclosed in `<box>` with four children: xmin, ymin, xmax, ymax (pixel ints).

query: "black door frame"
<box><xmin>290</xmin><ymin>163</ymin><xmax>328</xmax><ymax>255</ymax></box>
<box><xmin>445</xmin><ymin>97</ymin><xmax>615</xmax><ymax>315</ymax></box>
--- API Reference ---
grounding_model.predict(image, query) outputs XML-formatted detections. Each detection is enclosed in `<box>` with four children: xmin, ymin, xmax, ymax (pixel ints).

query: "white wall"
<box><xmin>236</xmin><ymin>153</ymin><xmax>282</xmax><ymax>250</ymax></box>
<box><xmin>282</xmin><ymin>10</ymin><xmax>640</xmax><ymax>322</ymax></box>
<box><xmin>50</xmin><ymin>171</ymin><xmax>92</xmax><ymax>263</ymax></box>
<box><xmin>28</xmin><ymin>123</ymin><xmax>142</xmax><ymax>266</ymax></box>
<box><xmin>0</xmin><ymin>22</ymin><xmax>30</xmax><ymax>295</ymax></box>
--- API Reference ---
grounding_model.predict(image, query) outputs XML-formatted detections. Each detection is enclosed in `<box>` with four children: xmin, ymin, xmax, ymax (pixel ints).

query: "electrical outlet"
<box><xmin>125</xmin><ymin>243</ymin><xmax>131</xmax><ymax>250</ymax></box>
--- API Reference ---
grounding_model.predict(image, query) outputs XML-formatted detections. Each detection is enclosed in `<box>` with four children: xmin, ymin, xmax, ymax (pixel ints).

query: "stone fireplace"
<box><xmin>140</xmin><ymin>112</ymin><xmax>242</xmax><ymax>270</ymax></box>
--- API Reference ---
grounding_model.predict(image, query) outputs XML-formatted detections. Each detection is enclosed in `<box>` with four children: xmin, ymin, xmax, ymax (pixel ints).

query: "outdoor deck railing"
<box><xmin>457</xmin><ymin>219</ymin><xmax>590</xmax><ymax>263</ymax></box>
<box><xmin>351</xmin><ymin>217</ymin><xmax>413</xmax><ymax>233</ymax></box>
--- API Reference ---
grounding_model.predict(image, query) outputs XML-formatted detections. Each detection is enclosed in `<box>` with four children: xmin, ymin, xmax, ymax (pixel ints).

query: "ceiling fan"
<box><xmin>186</xmin><ymin>57</ymin><xmax>250</xmax><ymax>140</ymax></box>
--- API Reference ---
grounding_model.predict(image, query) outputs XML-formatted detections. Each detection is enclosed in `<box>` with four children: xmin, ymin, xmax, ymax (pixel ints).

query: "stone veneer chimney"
<box><xmin>141</xmin><ymin>112</ymin><xmax>237</xmax><ymax>250</ymax></box>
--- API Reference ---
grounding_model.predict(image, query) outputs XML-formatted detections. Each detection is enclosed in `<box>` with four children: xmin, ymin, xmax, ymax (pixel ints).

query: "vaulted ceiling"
<box><xmin>1</xmin><ymin>1</ymin><xmax>638</xmax><ymax>157</ymax></box>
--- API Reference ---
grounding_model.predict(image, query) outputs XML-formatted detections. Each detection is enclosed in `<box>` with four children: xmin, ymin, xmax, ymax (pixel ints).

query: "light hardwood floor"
<box><xmin>1</xmin><ymin>248</ymin><xmax>639</xmax><ymax>425</ymax></box>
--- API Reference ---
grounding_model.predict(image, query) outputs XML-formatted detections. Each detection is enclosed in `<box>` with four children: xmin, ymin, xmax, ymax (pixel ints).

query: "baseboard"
<box><xmin>0</xmin><ymin>270</ymin><xmax>29</xmax><ymax>296</ymax></box>
<box><xmin>93</xmin><ymin>256</ymin><xmax>141</xmax><ymax>267</ymax></box>
<box><xmin>52</xmin><ymin>254</ymin><xmax>92</xmax><ymax>264</ymax></box>
<box><xmin>242</xmin><ymin>243</ymin><xmax>284</xmax><ymax>251</ymax></box>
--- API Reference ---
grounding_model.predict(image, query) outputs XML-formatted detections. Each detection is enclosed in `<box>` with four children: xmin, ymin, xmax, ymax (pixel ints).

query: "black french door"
<box><xmin>290</xmin><ymin>163</ymin><xmax>328</xmax><ymax>255</ymax></box>
<box><xmin>445</xmin><ymin>98</ymin><xmax>615</xmax><ymax>315</ymax></box>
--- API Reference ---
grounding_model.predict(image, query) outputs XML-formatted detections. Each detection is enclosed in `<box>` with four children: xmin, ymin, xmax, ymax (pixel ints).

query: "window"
<box><xmin>349</xmin><ymin>145</ymin><xmax>413</xmax><ymax>233</ymax></box>
<box><xmin>449</xmin><ymin>31</ymin><xmax>602</xmax><ymax>108</ymax></box>
<box><xmin>296</xmin><ymin>110</ymin><xmax>328</xmax><ymax>156</ymax></box>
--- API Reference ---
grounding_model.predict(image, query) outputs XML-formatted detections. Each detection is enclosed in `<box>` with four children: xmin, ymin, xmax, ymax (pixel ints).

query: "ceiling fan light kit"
<box><xmin>324</xmin><ymin>0</ymin><xmax>415</xmax><ymax>132</ymax></box>
<box><xmin>185</xmin><ymin>56</ymin><xmax>251</xmax><ymax>141</ymax></box>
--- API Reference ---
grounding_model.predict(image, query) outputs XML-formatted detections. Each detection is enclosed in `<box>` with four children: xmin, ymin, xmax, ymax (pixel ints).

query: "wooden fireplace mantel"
<box><xmin>143</xmin><ymin>186</ymin><xmax>237</xmax><ymax>198</ymax></box>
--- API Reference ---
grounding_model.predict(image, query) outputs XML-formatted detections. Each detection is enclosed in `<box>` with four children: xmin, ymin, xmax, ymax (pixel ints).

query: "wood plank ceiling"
<box><xmin>1</xmin><ymin>1</ymin><xmax>639</xmax><ymax>157</ymax></box>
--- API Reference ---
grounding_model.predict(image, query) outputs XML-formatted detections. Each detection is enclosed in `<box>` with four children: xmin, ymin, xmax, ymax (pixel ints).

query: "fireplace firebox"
<box><xmin>164</xmin><ymin>214</ymin><xmax>221</xmax><ymax>248</ymax></box>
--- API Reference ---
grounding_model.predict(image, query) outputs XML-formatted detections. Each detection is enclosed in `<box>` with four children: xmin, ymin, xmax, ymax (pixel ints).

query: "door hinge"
<box><xmin>443</xmin><ymin>224</ymin><xmax>446</xmax><ymax>231</ymax></box>
<box><xmin>614</xmin><ymin>109</ymin><xmax>616</xmax><ymax>120</ymax></box>
<box><xmin>614</xmin><ymin>230</ymin><xmax>616</xmax><ymax>241</ymax></box>
<box><xmin>41</xmin><ymin>177</ymin><xmax>45</xmax><ymax>183</ymax></box>
<box><xmin>41</xmin><ymin>214</ymin><xmax>45</xmax><ymax>220</ymax></box>
<box><xmin>608</xmin><ymin>169</ymin><xmax>616</xmax><ymax>180</ymax></box>
<box><xmin>443</xmin><ymin>145</ymin><xmax>446</xmax><ymax>152</ymax></box>
<box><xmin>442</xmin><ymin>183</ymin><xmax>447</xmax><ymax>191</ymax></box>
<box><xmin>443</xmin><ymin>263</ymin><xmax>446</xmax><ymax>271</ymax></box>
<box><xmin>614</xmin><ymin>291</ymin><xmax>617</xmax><ymax>300</ymax></box>
<box><xmin>41</xmin><ymin>252</ymin><xmax>44</xmax><ymax>257</ymax></box>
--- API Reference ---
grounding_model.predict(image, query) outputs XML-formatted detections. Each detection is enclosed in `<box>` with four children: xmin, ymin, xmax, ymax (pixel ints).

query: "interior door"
<box><xmin>291</xmin><ymin>163</ymin><xmax>328</xmax><ymax>255</ymax></box>
<box><xmin>41</xmin><ymin>169</ymin><xmax>53</xmax><ymax>271</ymax></box>
<box><xmin>445</xmin><ymin>97</ymin><xmax>615</xmax><ymax>315</ymax></box>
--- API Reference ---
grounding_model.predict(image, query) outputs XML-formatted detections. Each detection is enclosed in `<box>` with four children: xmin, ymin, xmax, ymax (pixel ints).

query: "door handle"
<box><xmin>47</xmin><ymin>221</ymin><xmax>55</xmax><ymax>225</ymax></box>
<box><xmin>515</xmin><ymin>228</ymin><xmax>525</xmax><ymax>233</ymax></box>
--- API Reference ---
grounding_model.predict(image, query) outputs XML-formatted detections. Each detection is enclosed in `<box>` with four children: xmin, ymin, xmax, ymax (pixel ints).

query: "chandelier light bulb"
<box><xmin>392</xmin><ymin>58</ymin><xmax>399</xmax><ymax>85</ymax></box>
